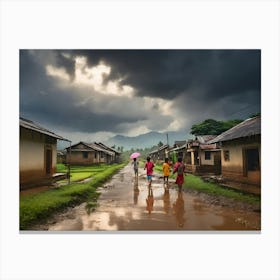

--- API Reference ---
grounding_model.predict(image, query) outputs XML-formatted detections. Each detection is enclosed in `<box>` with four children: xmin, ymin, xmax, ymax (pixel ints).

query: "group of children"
<box><xmin>132</xmin><ymin>156</ymin><xmax>186</xmax><ymax>191</ymax></box>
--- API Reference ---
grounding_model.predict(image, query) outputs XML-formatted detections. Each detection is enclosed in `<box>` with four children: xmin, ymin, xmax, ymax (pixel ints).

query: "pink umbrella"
<box><xmin>130</xmin><ymin>152</ymin><xmax>141</xmax><ymax>159</ymax></box>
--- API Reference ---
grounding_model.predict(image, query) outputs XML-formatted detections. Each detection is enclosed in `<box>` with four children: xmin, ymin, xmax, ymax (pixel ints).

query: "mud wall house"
<box><xmin>57</xmin><ymin>150</ymin><xmax>66</xmax><ymax>164</ymax></box>
<box><xmin>20</xmin><ymin>117</ymin><xmax>69</xmax><ymax>189</ymax></box>
<box><xmin>149</xmin><ymin>144</ymin><xmax>169</xmax><ymax>161</ymax></box>
<box><xmin>95</xmin><ymin>142</ymin><xmax>122</xmax><ymax>163</ymax></box>
<box><xmin>208</xmin><ymin>116</ymin><xmax>261</xmax><ymax>187</ymax></box>
<box><xmin>185</xmin><ymin>135</ymin><xmax>221</xmax><ymax>175</ymax></box>
<box><xmin>65</xmin><ymin>142</ymin><xmax>114</xmax><ymax>165</ymax></box>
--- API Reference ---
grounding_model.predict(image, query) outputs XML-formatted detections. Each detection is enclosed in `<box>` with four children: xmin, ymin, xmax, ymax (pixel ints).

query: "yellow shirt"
<box><xmin>162</xmin><ymin>162</ymin><xmax>170</xmax><ymax>176</ymax></box>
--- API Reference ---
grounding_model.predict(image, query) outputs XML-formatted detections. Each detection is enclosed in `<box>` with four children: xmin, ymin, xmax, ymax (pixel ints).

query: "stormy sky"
<box><xmin>20</xmin><ymin>49</ymin><xmax>261</xmax><ymax>143</ymax></box>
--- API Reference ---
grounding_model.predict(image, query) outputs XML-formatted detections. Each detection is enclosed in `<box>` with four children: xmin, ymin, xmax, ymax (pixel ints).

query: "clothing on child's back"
<box><xmin>145</xmin><ymin>161</ymin><xmax>154</xmax><ymax>175</ymax></box>
<box><xmin>162</xmin><ymin>162</ymin><xmax>170</xmax><ymax>177</ymax></box>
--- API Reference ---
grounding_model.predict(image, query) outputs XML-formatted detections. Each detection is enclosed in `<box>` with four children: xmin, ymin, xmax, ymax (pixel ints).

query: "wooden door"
<box><xmin>46</xmin><ymin>149</ymin><xmax>52</xmax><ymax>175</ymax></box>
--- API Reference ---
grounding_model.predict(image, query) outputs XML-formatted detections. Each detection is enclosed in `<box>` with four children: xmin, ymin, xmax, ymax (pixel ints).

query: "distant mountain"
<box><xmin>105</xmin><ymin>131</ymin><xmax>192</xmax><ymax>150</ymax></box>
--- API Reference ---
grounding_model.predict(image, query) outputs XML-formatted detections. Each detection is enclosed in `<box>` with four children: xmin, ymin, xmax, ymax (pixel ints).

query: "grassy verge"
<box><xmin>153</xmin><ymin>165</ymin><xmax>260</xmax><ymax>205</ymax></box>
<box><xmin>56</xmin><ymin>164</ymin><xmax>113</xmax><ymax>183</ymax></box>
<box><xmin>20</xmin><ymin>163</ymin><xmax>126</xmax><ymax>230</ymax></box>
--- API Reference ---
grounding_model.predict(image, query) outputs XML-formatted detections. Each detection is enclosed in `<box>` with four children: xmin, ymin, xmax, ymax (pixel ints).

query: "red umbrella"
<box><xmin>130</xmin><ymin>152</ymin><xmax>141</xmax><ymax>159</ymax></box>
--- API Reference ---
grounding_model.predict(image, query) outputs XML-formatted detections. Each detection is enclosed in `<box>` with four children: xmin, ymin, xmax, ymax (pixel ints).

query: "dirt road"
<box><xmin>41</xmin><ymin>163</ymin><xmax>260</xmax><ymax>231</ymax></box>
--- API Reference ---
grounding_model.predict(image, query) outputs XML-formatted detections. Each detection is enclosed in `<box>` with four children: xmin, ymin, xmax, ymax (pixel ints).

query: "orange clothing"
<box><xmin>162</xmin><ymin>162</ymin><xmax>170</xmax><ymax>177</ymax></box>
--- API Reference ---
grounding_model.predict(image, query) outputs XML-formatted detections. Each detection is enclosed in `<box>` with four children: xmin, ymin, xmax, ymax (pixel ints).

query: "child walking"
<box><xmin>173</xmin><ymin>157</ymin><xmax>185</xmax><ymax>192</ymax></box>
<box><xmin>132</xmin><ymin>158</ymin><xmax>139</xmax><ymax>178</ymax></box>
<box><xmin>144</xmin><ymin>157</ymin><xmax>154</xmax><ymax>187</ymax></box>
<box><xmin>162</xmin><ymin>157</ymin><xmax>171</xmax><ymax>185</ymax></box>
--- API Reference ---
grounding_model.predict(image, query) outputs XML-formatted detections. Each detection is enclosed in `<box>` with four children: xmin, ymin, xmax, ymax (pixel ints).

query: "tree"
<box><xmin>158</xmin><ymin>141</ymin><xmax>164</xmax><ymax>147</ymax></box>
<box><xmin>190</xmin><ymin>118</ymin><xmax>243</xmax><ymax>136</ymax></box>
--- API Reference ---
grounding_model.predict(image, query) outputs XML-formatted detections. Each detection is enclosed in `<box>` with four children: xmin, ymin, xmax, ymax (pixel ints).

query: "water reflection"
<box><xmin>173</xmin><ymin>191</ymin><xmax>185</xmax><ymax>228</ymax></box>
<box><xmin>146</xmin><ymin>187</ymin><xmax>154</xmax><ymax>214</ymax></box>
<box><xmin>133</xmin><ymin>178</ymin><xmax>140</xmax><ymax>205</ymax></box>
<box><xmin>163</xmin><ymin>186</ymin><xmax>171</xmax><ymax>214</ymax></box>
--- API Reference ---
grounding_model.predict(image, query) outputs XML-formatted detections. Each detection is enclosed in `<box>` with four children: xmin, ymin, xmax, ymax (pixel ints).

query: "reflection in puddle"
<box><xmin>146</xmin><ymin>187</ymin><xmax>154</xmax><ymax>214</ymax></box>
<box><xmin>47</xmin><ymin>164</ymin><xmax>260</xmax><ymax>231</ymax></box>
<box><xmin>163</xmin><ymin>187</ymin><xmax>171</xmax><ymax>214</ymax></box>
<box><xmin>133</xmin><ymin>177</ymin><xmax>140</xmax><ymax>205</ymax></box>
<box><xmin>173</xmin><ymin>191</ymin><xmax>185</xmax><ymax>228</ymax></box>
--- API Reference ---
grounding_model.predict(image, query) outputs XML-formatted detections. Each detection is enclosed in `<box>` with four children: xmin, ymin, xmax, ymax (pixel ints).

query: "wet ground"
<box><xmin>34</xmin><ymin>163</ymin><xmax>261</xmax><ymax>231</ymax></box>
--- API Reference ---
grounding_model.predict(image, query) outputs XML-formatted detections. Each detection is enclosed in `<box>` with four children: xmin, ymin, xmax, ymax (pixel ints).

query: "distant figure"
<box><xmin>162</xmin><ymin>157</ymin><xmax>171</xmax><ymax>185</ymax></box>
<box><xmin>132</xmin><ymin>158</ymin><xmax>139</xmax><ymax>178</ymax></box>
<box><xmin>144</xmin><ymin>156</ymin><xmax>154</xmax><ymax>187</ymax></box>
<box><xmin>146</xmin><ymin>187</ymin><xmax>154</xmax><ymax>214</ymax></box>
<box><xmin>173</xmin><ymin>157</ymin><xmax>185</xmax><ymax>192</ymax></box>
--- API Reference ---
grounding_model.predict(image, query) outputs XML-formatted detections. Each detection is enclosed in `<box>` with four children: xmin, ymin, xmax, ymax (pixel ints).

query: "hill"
<box><xmin>105</xmin><ymin>131</ymin><xmax>191</xmax><ymax>150</ymax></box>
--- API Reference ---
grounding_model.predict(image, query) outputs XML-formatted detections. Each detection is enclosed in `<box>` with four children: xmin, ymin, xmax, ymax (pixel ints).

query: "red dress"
<box><xmin>174</xmin><ymin>162</ymin><xmax>185</xmax><ymax>185</ymax></box>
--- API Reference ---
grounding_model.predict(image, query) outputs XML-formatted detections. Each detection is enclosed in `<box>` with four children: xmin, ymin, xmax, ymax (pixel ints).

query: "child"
<box><xmin>162</xmin><ymin>157</ymin><xmax>170</xmax><ymax>185</ymax></box>
<box><xmin>132</xmin><ymin>158</ymin><xmax>139</xmax><ymax>178</ymax></box>
<box><xmin>173</xmin><ymin>157</ymin><xmax>185</xmax><ymax>192</ymax></box>
<box><xmin>144</xmin><ymin>156</ymin><xmax>154</xmax><ymax>187</ymax></box>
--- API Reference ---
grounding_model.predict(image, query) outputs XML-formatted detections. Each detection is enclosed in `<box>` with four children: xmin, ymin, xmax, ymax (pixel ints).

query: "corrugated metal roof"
<box><xmin>20</xmin><ymin>117</ymin><xmax>69</xmax><ymax>141</ymax></box>
<box><xmin>67</xmin><ymin>141</ymin><xmax>115</xmax><ymax>155</ymax></box>
<box><xmin>169</xmin><ymin>144</ymin><xmax>187</xmax><ymax>152</ymax></box>
<box><xmin>208</xmin><ymin>117</ymin><xmax>261</xmax><ymax>143</ymax></box>
<box><xmin>89</xmin><ymin>143</ymin><xmax>114</xmax><ymax>155</ymax></box>
<box><xmin>196</xmin><ymin>135</ymin><xmax>217</xmax><ymax>143</ymax></box>
<box><xmin>96</xmin><ymin>142</ymin><xmax>122</xmax><ymax>154</ymax></box>
<box><xmin>150</xmin><ymin>144</ymin><xmax>169</xmax><ymax>154</ymax></box>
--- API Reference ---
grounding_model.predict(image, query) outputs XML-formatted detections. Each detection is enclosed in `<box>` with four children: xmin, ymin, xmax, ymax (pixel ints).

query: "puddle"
<box><xmin>47</xmin><ymin>164</ymin><xmax>260</xmax><ymax>231</ymax></box>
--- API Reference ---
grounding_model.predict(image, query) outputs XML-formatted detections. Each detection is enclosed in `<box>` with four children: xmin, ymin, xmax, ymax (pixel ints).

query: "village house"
<box><xmin>57</xmin><ymin>150</ymin><xmax>66</xmax><ymax>164</ymax></box>
<box><xmin>168</xmin><ymin>141</ymin><xmax>187</xmax><ymax>163</ymax></box>
<box><xmin>185</xmin><ymin>135</ymin><xmax>221</xmax><ymax>175</ymax></box>
<box><xmin>20</xmin><ymin>117</ymin><xmax>69</xmax><ymax>189</ymax></box>
<box><xmin>208</xmin><ymin>116</ymin><xmax>261</xmax><ymax>188</ymax></box>
<box><xmin>65</xmin><ymin>141</ymin><xmax>116</xmax><ymax>165</ymax></box>
<box><xmin>149</xmin><ymin>144</ymin><xmax>169</xmax><ymax>162</ymax></box>
<box><xmin>95</xmin><ymin>142</ymin><xmax>122</xmax><ymax>163</ymax></box>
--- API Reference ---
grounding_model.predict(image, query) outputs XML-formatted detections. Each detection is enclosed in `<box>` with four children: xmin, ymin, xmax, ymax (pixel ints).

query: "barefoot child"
<box><xmin>162</xmin><ymin>158</ymin><xmax>171</xmax><ymax>185</ymax></box>
<box><xmin>173</xmin><ymin>157</ymin><xmax>185</xmax><ymax>192</ymax></box>
<box><xmin>144</xmin><ymin>157</ymin><xmax>154</xmax><ymax>187</ymax></box>
<box><xmin>132</xmin><ymin>158</ymin><xmax>139</xmax><ymax>178</ymax></box>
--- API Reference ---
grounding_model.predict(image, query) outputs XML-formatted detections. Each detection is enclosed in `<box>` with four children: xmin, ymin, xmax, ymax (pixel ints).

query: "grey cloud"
<box><xmin>20</xmin><ymin>49</ymin><xmax>261</xmax><ymax>139</ymax></box>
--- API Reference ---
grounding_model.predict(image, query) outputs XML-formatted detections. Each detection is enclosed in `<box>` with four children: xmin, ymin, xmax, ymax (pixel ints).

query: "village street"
<box><xmin>38</xmin><ymin>163</ymin><xmax>261</xmax><ymax>231</ymax></box>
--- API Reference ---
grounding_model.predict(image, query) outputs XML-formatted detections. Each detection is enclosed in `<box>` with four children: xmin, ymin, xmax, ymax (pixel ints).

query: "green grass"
<box><xmin>56</xmin><ymin>164</ymin><xmax>114</xmax><ymax>183</ymax></box>
<box><xmin>153</xmin><ymin>165</ymin><xmax>260</xmax><ymax>205</ymax></box>
<box><xmin>184</xmin><ymin>174</ymin><xmax>260</xmax><ymax>204</ymax></box>
<box><xmin>20</xmin><ymin>163</ymin><xmax>126</xmax><ymax>230</ymax></box>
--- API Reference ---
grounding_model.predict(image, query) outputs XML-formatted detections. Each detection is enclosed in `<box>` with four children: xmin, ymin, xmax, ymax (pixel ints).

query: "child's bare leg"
<box><xmin>178</xmin><ymin>184</ymin><xmax>182</xmax><ymax>192</ymax></box>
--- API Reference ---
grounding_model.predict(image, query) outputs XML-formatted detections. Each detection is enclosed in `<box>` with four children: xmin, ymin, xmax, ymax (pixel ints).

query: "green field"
<box><xmin>20</xmin><ymin>163</ymin><xmax>126</xmax><ymax>230</ymax></box>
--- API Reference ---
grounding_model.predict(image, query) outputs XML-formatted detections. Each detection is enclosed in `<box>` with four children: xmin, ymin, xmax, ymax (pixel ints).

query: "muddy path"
<box><xmin>32</xmin><ymin>163</ymin><xmax>260</xmax><ymax>231</ymax></box>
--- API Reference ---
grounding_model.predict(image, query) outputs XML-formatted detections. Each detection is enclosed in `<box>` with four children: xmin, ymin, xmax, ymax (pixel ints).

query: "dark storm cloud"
<box><xmin>20</xmin><ymin>50</ymin><xmax>148</xmax><ymax>133</ymax></box>
<box><xmin>20</xmin><ymin>49</ymin><xmax>261</xmax><ymax>138</ymax></box>
<box><xmin>56</xmin><ymin>49</ymin><xmax>260</xmax><ymax>101</ymax></box>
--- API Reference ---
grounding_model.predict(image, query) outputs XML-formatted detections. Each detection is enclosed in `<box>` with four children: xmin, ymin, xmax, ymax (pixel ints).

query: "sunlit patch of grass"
<box><xmin>20</xmin><ymin>163</ymin><xmax>126</xmax><ymax>230</ymax></box>
<box><xmin>56</xmin><ymin>164</ymin><xmax>115</xmax><ymax>183</ymax></box>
